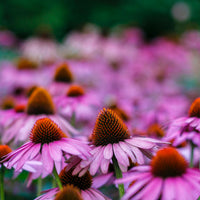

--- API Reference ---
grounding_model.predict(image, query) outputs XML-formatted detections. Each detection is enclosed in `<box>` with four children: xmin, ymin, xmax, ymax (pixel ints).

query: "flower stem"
<box><xmin>53</xmin><ymin>168</ymin><xmax>63</xmax><ymax>190</ymax></box>
<box><xmin>0</xmin><ymin>164</ymin><xmax>5</xmax><ymax>200</ymax></box>
<box><xmin>112</xmin><ymin>155</ymin><xmax>125</xmax><ymax>198</ymax></box>
<box><xmin>36</xmin><ymin>176</ymin><xmax>42</xmax><ymax>196</ymax></box>
<box><xmin>70</xmin><ymin>112</ymin><xmax>76</xmax><ymax>127</ymax></box>
<box><xmin>52</xmin><ymin>177</ymin><xmax>56</xmax><ymax>188</ymax></box>
<box><xmin>190</xmin><ymin>143</ymin><xmax>195</xmax><ymax>168</ymax></box>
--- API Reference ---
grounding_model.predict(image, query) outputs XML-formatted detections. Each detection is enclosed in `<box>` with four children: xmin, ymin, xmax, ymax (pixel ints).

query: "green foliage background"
<box><xmin>1</xmin><ymin>0</ymin><xmax>200</xmax><ymax>39</ymax></box>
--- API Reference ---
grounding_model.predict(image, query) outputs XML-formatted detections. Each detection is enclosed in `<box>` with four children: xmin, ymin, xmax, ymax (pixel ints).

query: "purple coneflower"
<box><xmin>48</xmin><ymin>62</ymin><xmax>74</xmax><ymax>96</ymax></box>
<box><xmin>165</xmin><ymin>98</ymin><xmax>200</xmax><ymax>148</ymax></box>
<box><xmin>81</xmin><ymin>108</ymin><xmax>165</xmax><ymax>175</ymax></box>
<box><xmin>36</xmin><ymin>166</ymin><xmax>110</xmax><ymax>200</ymax></box>
<box><xmin>1</xmin><ymin>87</ymin><xmax>78</xmax><ymax>144</ymax></box>
<box><xmin>2</xmin><ymin>117</ymin><xmax>90</xmax><ymax>178</ymax></box>
<box><xmin>55</xmin><ymin>84</ymin><xmax>100</xmax><ymax>128</ymax></box>
<box><xmin>116</xmin><ymin>147</ymin><xmax>200</xmax><ymax>200</ymax></box>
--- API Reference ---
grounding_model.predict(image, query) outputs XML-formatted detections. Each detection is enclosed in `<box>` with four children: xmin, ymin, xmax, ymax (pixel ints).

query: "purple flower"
<box><xmin>35</xmin><ymin>166</ymin><xmax>110</xmax><ymax>200</ymax></box>
<box><xmin>48</xmin><ymin>62</ymin><xmax>74</xmax><ymax>96</ymax></box>
<box><xmin>1</xmin><ymin>87</ymin><xmax>78</xmax><ymax>144</ymax></box>
<box><xmin>165</xmin><ymin>98</ymin><xmax>200</xmax><ymax>147</ymax></box>
<box><xmin>2</xmin><ymin>118</ymin><xmax>90</xmax><ymax>177</ymax></box>
<box><xmin>54</xmin><ymin>84</ymin><xmax>100</xmax><ymax>125</ymax></box>
<box><xmin>116</xmin><ymin>147</ymin><xmax>200</xmax><ymax>200</ymax></box>
<box><xmin>77</xmin><ymin>108</ymin><xmax>166</xmax><ymax>176</ymax></box>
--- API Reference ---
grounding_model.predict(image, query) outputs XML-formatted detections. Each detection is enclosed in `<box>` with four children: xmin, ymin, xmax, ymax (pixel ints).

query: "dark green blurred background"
<box><xmin>1</xmin><ymin>0</ymin><xmax>200</xmax><ymax>40</ymax></box>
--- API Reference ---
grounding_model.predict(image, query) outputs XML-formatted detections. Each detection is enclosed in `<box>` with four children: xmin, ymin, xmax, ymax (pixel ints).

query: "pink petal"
<box><xmin>90</xmin><ymin>146</ymin><xmax>101</xmax><ymax>155</ymax></box>
<box><xmin>92</xmin><ymin>172</ymin><xmax>114</xmax><ymax>188</ymax></box>
<box><xmin>118</xmin><ymin>163</ymin><xmax>127</xmax><ymax>172</ymax></box>
<box><xmin>162</xmin><ymin>178</ymin><xmax>176</xmax><ymax>200</ymax></box>
<box><xmin>103</xmin><ymin>144</ymin><xmax>113</xmax><ymax>160</ymax></box>
<box><xmin>42</xmin><ymin>144</ymin><xmax>54</xmax><ymax>174</ymax></box>
<box><xmin>122</xmin><ymin>175</ymin><xmax>152</xmax><ymax>200</ymax></box>
<box><xmin>49</xmin><ymin>142</ymin><xmax>62</xmax><ymax>162</ymax></box>
<box><xmin>72</xmin><ymin>164</ymin><xmax>82</xmax><ymax>175</ymax></box>
<box><xmin>129</xmin><ymin>146</ymin><xmax>144</xmax><ymax>164</ymax></box>
<box><xmin>54</xmin><ymin>160</ymin><xmax>61</xmax><ymax>174</ymax></box>
<box><xmin>141</xmin><ymin>178</ymin><xmax>162</xmax><ymax>200</ymax></box>
<box><xmin>113</xmin><ymin>143</ymin><xmax>129</xmax><ymax>166</ymax></box>
<box><xmin>15</xmin><ymin>145</ymin><xmax>36</xmax><ymax>171</ymax></box>
<box><xmin>90</xmin><ymin>147</ymin><xmax>104</xmax><ymax>175</ymax></box>
<box><xmin>60</xmin><ymin>142</ymin><xmax>81</xmax><ymax>156</ymax></box>
<box><xmin>130</xmin><ymin>165</ymin><xmax>151</xmax><ymax>172</ymax></box>
<box><xmin>81</xmin><ymin>190</ymin><xmax>93</xmax><ymax>200</ymax></box>
<box><xmin>29</xmin><ymin>144</ymin><xmax>41</xmax><ymax>159</ymax></box>
<box><xmin>174</xmin><ymin>177</ymin><xmax>191</xmax><ymax>200</ymax></box>
<box><xmin>116</xmin><ymin>172</ymin><xmax>151</xmax><ymax>184</ymax></box>
<box><xmin>100</xmin><ymin>158</ymin><xmax>110</xmax><ymax>174</ymax></box>
<box><xmin>7</xmin><ymin>143</ymin><xmax>34</xmax><ymax>168</ymax></box>
<box><xmin>119</xmin><ymin>141</ymin><xmax>136</xmax><ymax>163</ymax></box>
<box><xmin>88</xmin><ymin>188</ymin><xmax>110</xmax><ymax>200</ymax></box>
<box><xmin>126</xmin><ymin>138</ymin><xmax>155</xmax><ymax>149</ymax></box>
<box><xmin>63</xmin><ymin>138</ymin><xmax>90</xmax><ymax>158</ymax></box>
<box><xmin>183</xmin><ymin>172</ymin><xmax>200</xmax><ymax>193</ymax></box>
<box><xmin>79</xmin><ymin>166</ymin><xmax>89</xmax><ymax>177</ymax></box>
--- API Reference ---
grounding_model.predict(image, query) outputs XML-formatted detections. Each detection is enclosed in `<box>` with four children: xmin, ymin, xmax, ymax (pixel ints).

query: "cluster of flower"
<box><xmin>0</xmin><ymin>27</ymin><xmax>200</xmax><ymax>200</ymax></box>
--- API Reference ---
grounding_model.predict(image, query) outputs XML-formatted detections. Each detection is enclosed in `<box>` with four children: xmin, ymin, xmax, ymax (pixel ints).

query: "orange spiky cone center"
<box><xmin>147</xmin><ymin>123</ymin><xmax>165</xmax><ymax>138</ymax></box>
<box><xmin>14</xmin><ymin>104</ymin><xmax>26</xmax><ymax>113</ymax></box>
<box><xmin>17</xmin><ymin>57</ymin><xmax>38</xmax><ymax>70</ymax></box>
<box><xmin>67</xmin><ymin>85</ymin><xmax>85</xmax><ymax>97</ymax></box>
<box><xmin>91</xmin><ymin>108</ymin><xmax>130</xmax><ymax>146</ymax></box>
<box><xmin>1</xmin><ymin>97</ymin><xmax>15</xmax><ymax>110</ymax></box>
<box><xmin>54</xmin><ymin>185</ymin><xmax>83</xmax><ymax>200</ymax></box>
<box><xmin>30</xmin><ymin>118</ymin><xmax>66</xmax><ymax>144</ymax></box>
<box><xmin>151</xmin><ymin>147</ymin><xmax>188</xmax><ymax>178</ymax></box>
<box><xmin>189</xmin><ymin>98</ymin><xmax>200</xmax><ymax>118</ymax></box>
<box><xmin>0</xmin><ymin>145</ymin><xmax>12</xmax><ymax>160</ymax></box>
<box><xmin>54</xmin><ymin>63</ymin><xmax>73</xmax><ymax>83</ymax></box>
<box><xmin>59</xmin><ymin>167</ymin><xmax>92</xmax><ymax>191</ymax></box>
<box><xmin>26</xmin><ymin>87</ymin><xmax>55</xmax><ymax>115</ymax></box>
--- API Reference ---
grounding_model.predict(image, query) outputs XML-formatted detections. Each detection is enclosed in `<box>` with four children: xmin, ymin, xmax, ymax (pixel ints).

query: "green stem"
<box><xmin>70</xmin><ymin>112</ymin><xmax>76</xmax><ymax>127</ymax></box>
<box><xmin>190</xmin><ymin>143</ymin><xmax>195</xmax><ymax>168</ymax></box>
<box><xmin>112</xmin><ymin>155</ymin><xmax>125</xmax><ymax>199</ymax></box>
<box><xmin>53</xmin><ymin>168</ymin><xmax>63</xmax><ymax>190</ymax></box>
<box><xmin>52</xmin><ymin>177</ymin><xmax>56</xmax><ymax>188</ymax></box>
<box><xmin>36</xmin><ymin>176</ymin><xmax>42</xmax><ymax>196</ymax></box>
<box><xmin>0</xmin><ymin>164</ymin><xmax>5</xmax><ymax>200</ymax></box>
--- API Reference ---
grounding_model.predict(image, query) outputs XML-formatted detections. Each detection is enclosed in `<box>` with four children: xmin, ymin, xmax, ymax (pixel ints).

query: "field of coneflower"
<box><xmin>0</xmin><ymin>27</ymin><xmax>200</xmax><ymax>200</ymax></box>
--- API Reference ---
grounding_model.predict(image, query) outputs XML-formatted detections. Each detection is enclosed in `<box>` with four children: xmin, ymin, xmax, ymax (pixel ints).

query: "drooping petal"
<box><xmin>103</xmin><ymin>144</ymin><xmax>113</xmax><ymax>160</ymax></box>
<box><xmin>141</xmin><ymin>178</ymin><xmax>163</xmax><ymax>200</ymax></box>
<box><xmin>89</xmin><ymin>147</ymin><xmax>104</xmax><ymax>175</ymax></box>
<box><xmin>113</xmin><ymin>143</ymin><xmax>129</xmax><ymax>166</ymax></box>
<box><xmin>92</xmin><ymin>172</ymin><xmax>114</xmax><ymax>188</ymax></box>
<box><xmin>121</xmin><ymin>175</ymin><xmax>152</xmax><ymax>200</ymax></box>
<box><xmin>119</xmin><ymin>141</ymin><xmax>136</xmax><ymax>163</ymax></box>
<box><xmin>100</xmin><ymin>158</ymin><xmax>110</xmax><ymax>174</ymax></box>
<box><xmin>129</xmin><ymin>145</ymin><xmax>144</xmax><ymax>164</ymax></box>
<box><xmin>162</xmin><ymin>178</ymin><xmax>175</xmax><ymax>200</ymax></box>
<box><xmin>42</xmin><ymin>144</ymin><xmax>54</xmax><ymax>174</ymax></box>
<box><xmin>49</xmin><ymin>142</ymin><xmax>62</xmax><ymax>162</ymax></box>
<box><xmin>29</xmin><ymin>143</ymin><xmax>41</xmax><ymax>159</ymax></box>
<box><xmin>126</xmin><ymin>138</ymin><xmax>155</xmax><ymax>149</ymax></box>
